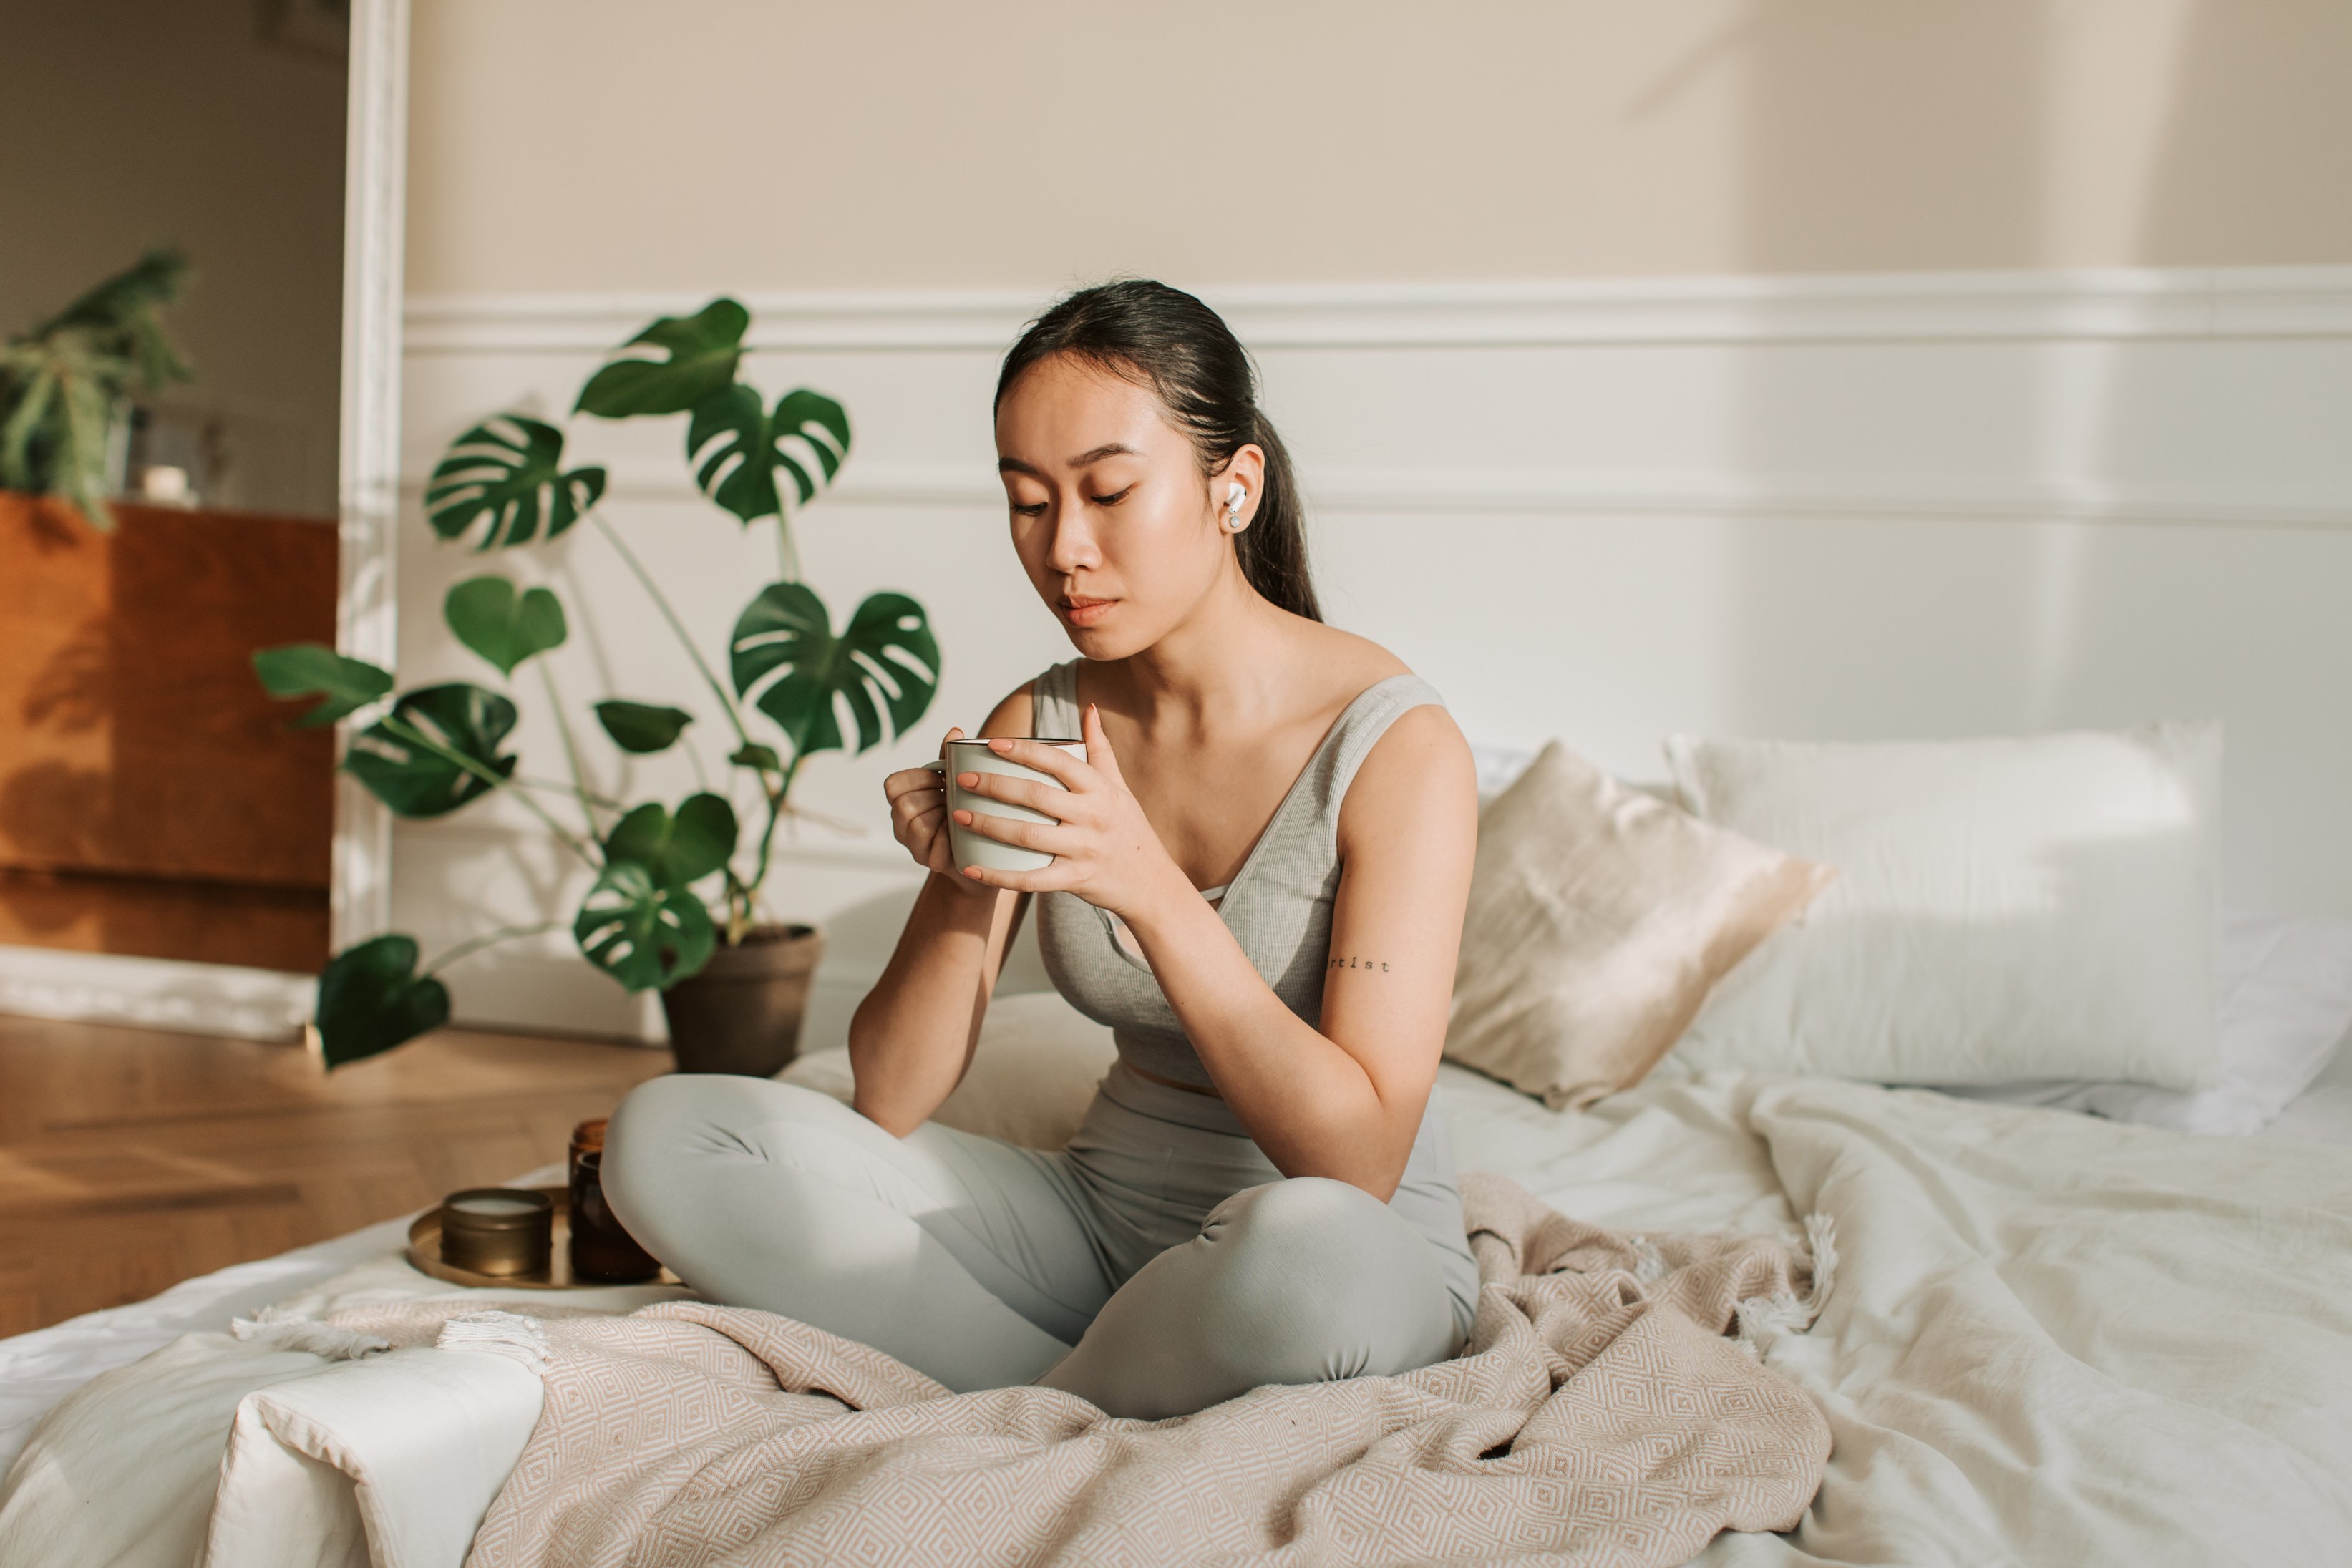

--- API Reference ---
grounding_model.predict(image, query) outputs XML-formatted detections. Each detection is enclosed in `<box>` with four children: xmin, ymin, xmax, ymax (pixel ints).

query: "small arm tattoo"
<box><xmin>1325</xmin><ymin>954</ymin><xmax>1391</xmax><ymax>973</ymax></box>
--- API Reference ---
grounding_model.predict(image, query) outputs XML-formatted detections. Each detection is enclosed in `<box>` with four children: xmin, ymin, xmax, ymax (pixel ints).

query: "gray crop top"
<box><xmin>1030</xmin><ymin>658</ymin><xmax>1447</xmax><ymax>1089</ymax></box>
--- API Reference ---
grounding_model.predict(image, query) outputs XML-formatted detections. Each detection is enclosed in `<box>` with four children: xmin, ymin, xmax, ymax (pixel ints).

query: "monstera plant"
<box><xmin>256</xmin><ymin>298</ymin><xmax>939</xmax><ymax>1068</ymax></box>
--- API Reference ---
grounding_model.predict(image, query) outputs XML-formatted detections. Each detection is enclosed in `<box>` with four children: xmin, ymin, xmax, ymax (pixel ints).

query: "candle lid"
<box><xmin>442</xmin><ymin>1187</ymin><xmax>554</xmax><ymax>1229</ymax></box>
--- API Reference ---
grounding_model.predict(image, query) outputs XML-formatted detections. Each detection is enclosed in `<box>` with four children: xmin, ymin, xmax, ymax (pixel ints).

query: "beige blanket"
<box><xmin>338</xmin><ymin>1174</ymin><xmax>1829</xmax><ymax>1568</ymax></box>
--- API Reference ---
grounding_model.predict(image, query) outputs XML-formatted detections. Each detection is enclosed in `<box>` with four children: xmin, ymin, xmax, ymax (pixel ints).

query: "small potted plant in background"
<box><xmin>0</xmin><ymin>248</ymin><xmax>192</xmax><ymax>527</ymax></box>
<box><xmin>256</xmin><ymin>298</ymin><xmax>940</xmax><ymax>1073</ymax></box>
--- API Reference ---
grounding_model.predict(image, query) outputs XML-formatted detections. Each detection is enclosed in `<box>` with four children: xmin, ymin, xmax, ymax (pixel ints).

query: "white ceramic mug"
<box><xmin>925</xmin><ymin>736</ymin><xmax>1087</xmax><ymax>874</ymax></box>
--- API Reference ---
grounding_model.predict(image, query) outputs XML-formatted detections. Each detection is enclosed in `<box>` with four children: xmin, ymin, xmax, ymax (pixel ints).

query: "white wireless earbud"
<box><xmin>1225</xmin><ymin>481</ymin><xmax>1248</xmax><ymax>531</ymax></box>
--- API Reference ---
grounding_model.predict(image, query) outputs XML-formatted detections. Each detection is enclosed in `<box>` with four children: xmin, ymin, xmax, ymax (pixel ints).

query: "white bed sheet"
<box><xmin>2263</xmin><ymin>1021</ymin><xmax>2352</xmax><ymax>1146</ymax></box>
<box><xmin>6</xmin><ymin>1051</ymin><xmax>2352</xmax><ymax>1479</ymax></box>
<box><xmin>8</xmin><ymin>1054</ymin><xmax>2352</xmax><ymax>1566</ymax></box>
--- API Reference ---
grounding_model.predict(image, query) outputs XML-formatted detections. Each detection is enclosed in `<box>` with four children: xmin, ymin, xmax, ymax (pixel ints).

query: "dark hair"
<box><xmin>993</xmin><ymin>279</ymin><xmax>1321</xmax><ymax>622</ymax></box>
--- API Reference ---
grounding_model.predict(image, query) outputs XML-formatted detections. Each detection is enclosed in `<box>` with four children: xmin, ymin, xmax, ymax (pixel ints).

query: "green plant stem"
<box><xmin>376</xmin><ymin>713</ymin><xmax>601</xmax><ymax>867</ymax></box>
<box><xmin>737</xmin><ymin>753</ymin><xmax>802</xmax><ymax>940</ymax></box>
<box><xmin>775</xmin><ymin>511</ymin><xmax>799</xmax><ymax>582</ymax></box>
<box><xmin>421</xmin><ymin>918</ymin><xmax>568</xmax><ymax>980</ymax></box>
<box><xmin>590</xmin><ymin>508</ymin><xmax>757</xmax><ymax>753</ymax></box>
<box><xmin>720</xmin><ymin>867</ymin><xmax>753</xmax><ymax>944</ymax></box>
<box><xmin>536</xmin><ymin>661</ymin><xmax>603</xmax><ymax>836</ymax></box>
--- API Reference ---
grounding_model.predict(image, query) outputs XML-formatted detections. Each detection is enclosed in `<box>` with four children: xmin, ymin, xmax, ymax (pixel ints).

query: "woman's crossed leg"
<box><xmin>603</xmin><ymin>1075</ymin><xmax>1462</xmax><ymax>1418</ymax></box>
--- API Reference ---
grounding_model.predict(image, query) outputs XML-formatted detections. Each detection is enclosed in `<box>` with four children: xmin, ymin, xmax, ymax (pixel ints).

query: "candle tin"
<box><xmin>437</xmin><ymin>1187</ymin><xmax>554</xmax><ymax>1276</ymax></box>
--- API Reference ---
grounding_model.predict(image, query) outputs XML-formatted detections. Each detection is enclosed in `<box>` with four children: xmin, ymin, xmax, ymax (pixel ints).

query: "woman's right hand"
<box><xmin>885</xmin><ymin>728</ymin><xmax>988</xmax><ymax>890</ymax></box>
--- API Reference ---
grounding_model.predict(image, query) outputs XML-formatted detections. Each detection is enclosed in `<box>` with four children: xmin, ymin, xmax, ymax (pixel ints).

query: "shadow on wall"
<box><xmin>1720</xmin><ymin>1</ymin><xmax>2051</xmax><ymax>754</ymax></box>
<box><xmin>2138</xmin><ymin>2</ymin><xmax>2352</xmax><ymax>264</ymax></box>
<box><xmin>1731</xmin><ymin>4</ymin><xmax>2048</xmax><ymax>274</ymax></box>
<box><xmin>1700</xmin><ymin>1</ymin><xmax>2352</xmax><ymax>914</ymax></box>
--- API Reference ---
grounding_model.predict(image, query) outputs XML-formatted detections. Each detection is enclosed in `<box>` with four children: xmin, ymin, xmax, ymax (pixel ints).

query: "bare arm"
<box><xmin>846</xmin><ymin>687</ymin><xmax>1034</xmax><ymax>1136</ymax></box>
<box><xmin>956</xmin><ymin>703</ymin><xmax>1477</xmax><ymax>1198</ymax></box>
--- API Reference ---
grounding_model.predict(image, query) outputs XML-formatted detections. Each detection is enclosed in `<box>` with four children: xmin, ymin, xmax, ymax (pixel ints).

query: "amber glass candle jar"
<box><xmin>568</xmin><ymin>1118</ymin><xmax>661</xmax><ymax>1283</ymax></box>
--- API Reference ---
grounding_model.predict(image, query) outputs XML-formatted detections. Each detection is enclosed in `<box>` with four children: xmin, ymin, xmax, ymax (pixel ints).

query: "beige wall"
<box><xmin>1</xmin><ymin>0</ymin><xmax>344</xmax><ymax>515</ymax></box>
<box><xmin>408</xmin><ymin>0</ymin><xmax>2352</xmax><ymax>296</ymax></box>
<box><xmin>396</xmin><ymin>2</ymin><xmax>2352</xmax><ymax>1038</ymax></box>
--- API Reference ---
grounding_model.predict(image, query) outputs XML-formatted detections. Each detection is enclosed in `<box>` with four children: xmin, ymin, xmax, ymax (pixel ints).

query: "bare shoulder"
<box><xmin>1294</xmin><ymin>620</ymin><xmax>1413</xmax><ymax>700</ymax></box>
<box><xmin>1351</xmin><ymin>703</ymin><xmax>1474</xmax><ymax>802</ymax></box>
<box><xmin>1284</xmin><ymin>623</ymin><xmax>1469</xmax><ymax>822</ymax></box>
<box><xmin>1340</xmin><ymin>701</ymin><xmax>1476</xmax><ymax>853</ymax></box>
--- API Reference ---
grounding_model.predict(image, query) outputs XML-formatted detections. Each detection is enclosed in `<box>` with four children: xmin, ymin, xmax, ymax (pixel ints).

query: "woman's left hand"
<box><xmin>951</xmin><ymin>703</ymin><xmax>1186</xmax><ymax>922</ymax></box>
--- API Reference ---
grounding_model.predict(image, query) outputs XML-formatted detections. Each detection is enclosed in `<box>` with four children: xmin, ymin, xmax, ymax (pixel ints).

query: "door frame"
<box><xmin>331</xmin><ymin>0</ymin><xmax>409</xmax><ymax>955</ymax></box>
<box><xmin>0</xmin><ymin>0</ymin><xmax>407</xmax><ymax>1041</ymax></box>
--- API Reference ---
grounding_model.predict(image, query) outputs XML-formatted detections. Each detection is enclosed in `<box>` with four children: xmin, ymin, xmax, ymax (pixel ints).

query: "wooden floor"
<box><xmin>0</xmin><ymin>1013</ymin><xmax>669</xmax><ymax>1337</ymax></box>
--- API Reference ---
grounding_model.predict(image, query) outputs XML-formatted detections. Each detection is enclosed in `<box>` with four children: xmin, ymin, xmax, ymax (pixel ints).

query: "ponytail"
<box><xmin>1233</xmin><ymin>411</ymin><xmax>1317</xmax><ymax>621</ymax></box>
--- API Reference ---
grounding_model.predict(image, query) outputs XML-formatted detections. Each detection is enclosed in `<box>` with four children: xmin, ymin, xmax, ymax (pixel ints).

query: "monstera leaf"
<box><xmin>574</xmin><ymin>861</ymin><xmax>716</xmax><ymax>992</ymax></box>
<box><xmin>424</xmin><ymin>416</ymin><xmax>607</xmax><ymax>549</ymax></box>
<box><xmin>685</xmin><ymin>384</ymin><xmax>850</xmax><ymax>525</ymax></box>
<box><xmin>252</xmin><ymin>643</ymin><xmax>394</xmax><ymax>728</ymax></box>
<box><xmin>594</xmin><ymin>700</ymin><xmax>694</xmax><ymax>754</ymax></box>
<box><xmin>575</xmin><ymin>298</ymin><xmax>749</xmax><ymax>418</ymax></box>
<box><xmin>344</xmin><ymin>683</ymin><xmax>519</xmax><ymax>817</ymax></box>
<box><xmin>312</xmin><ymin>934</ymin><xmax>451</xmax><ymax>1069</ymax></box>
<box><xmin>444</xmin><ymin>576</ymin><xmax>568</xmax><ymax>676</ymax></box>
<box><xmin>729</xmin><ymin>583</ymin><xmax>939</xmax><ymax>756</ymax></box>
<box><xmin>603</xmin><ymin>793</ymin><xmax>737</xmax><ymax>888</ymax></box>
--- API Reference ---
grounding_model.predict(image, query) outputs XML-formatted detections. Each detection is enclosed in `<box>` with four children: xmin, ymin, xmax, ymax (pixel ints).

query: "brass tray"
<box><xmin>405</xmin><ymin>1185</ymin><xmax>681</xmax><ymax>1290</ymax></box>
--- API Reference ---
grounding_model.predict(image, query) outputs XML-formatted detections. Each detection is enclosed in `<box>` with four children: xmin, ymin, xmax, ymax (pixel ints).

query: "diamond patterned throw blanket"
<box><xmin>347</xmin><ymin>1173</ymin><xmax>1831</xmax><ymax>1567</ymax></box>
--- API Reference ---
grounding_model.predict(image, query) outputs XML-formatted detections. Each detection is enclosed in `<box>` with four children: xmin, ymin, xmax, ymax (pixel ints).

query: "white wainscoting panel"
<box><xmin>396</xmin><ymin>267</ymin><xmax>2352</xmax><ymax>1043</ymax></box>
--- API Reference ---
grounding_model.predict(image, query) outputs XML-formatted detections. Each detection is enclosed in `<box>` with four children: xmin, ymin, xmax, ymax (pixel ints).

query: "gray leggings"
<box><xmin>602</xmin><ymin>1061</ymin><xmax>1479</xmax><ymax>1420</ymax></box>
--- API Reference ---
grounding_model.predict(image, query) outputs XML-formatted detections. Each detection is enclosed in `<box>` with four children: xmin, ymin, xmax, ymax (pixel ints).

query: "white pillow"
<box><xmin>1940</xmin><ymin>903</ymin><xmax>2352</xmax><ymax>1134</ymax></box>
<box><xmin>781</xmin><ymin>990</ymin><xmax>1116</xmax><ymax>1149</ymax></box>
<box><xmin>1665</xmin><ymin>722</ymin><xmax>2224</xmax><ymax>1090</ymax></box>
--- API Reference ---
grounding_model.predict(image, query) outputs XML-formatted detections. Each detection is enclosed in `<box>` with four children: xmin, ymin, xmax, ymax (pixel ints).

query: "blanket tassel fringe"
<box><xmin>1734</xmin><ymin>1212</ymin><xmax>1837</xmax><ymax>1358</ymax></box>
<box><xmin>436</xmin><ymin>1310</ymin><xmax>551</xmax><ymax>1376</ymax></box>
<box><xmin>230</xmin><ymin>1305</ymin><xmax>391</xmax><ymax>1362</ymax></box>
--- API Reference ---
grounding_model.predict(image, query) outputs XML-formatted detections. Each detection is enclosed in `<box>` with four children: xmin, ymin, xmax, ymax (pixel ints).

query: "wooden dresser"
<box><xmin>0</xmin><ymin>492</ymin><xmax>336</xmax><ymax>973</ymax></box>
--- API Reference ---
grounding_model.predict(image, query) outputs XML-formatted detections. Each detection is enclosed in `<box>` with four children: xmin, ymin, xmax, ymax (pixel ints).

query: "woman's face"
<box><xmin>995</xmin><ymin>353</ymin><xmax>1260</xmax><ymax>661</ymax></box>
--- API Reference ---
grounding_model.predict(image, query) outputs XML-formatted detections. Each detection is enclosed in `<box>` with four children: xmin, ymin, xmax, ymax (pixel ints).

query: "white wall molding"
<box><xmin>401</xmin><ymin>459</ymin><xmax>2352</xmax><ymax>532</ymax></box>
<box><xmin>398</xmin><ymin>815</ymin><xmax>913</xmax><ymax>872</ymax></box>
<box><xmin>407</xmin><ymin>266</ymin><xmax>2352</xmax><ymax>356</ymax></box>
<box><xmin>392</xmin><ymin>258</ymin><xmax>2352</xmax><ymax>1036</ymax></box>
<box><xmin>0</xmin><ymin>947</ymin><xmax>311</xmax><ymax>1043</ymax></box>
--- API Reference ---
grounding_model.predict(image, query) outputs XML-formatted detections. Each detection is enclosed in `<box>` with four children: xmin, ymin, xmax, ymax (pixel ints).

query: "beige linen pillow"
<box><xmin>1445</xmin><ymin>741</ymin><xmax>1832</xmax><ymax>1108</ymax></box>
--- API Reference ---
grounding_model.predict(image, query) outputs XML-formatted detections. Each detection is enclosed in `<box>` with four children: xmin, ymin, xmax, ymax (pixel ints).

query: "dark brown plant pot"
<box><xmin>659</xmin><ymin>922</ymin><xmax>825</xmax><ymax>1076</ymax></box>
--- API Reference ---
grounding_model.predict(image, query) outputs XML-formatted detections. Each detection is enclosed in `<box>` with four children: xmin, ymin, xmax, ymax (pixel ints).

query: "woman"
<box><xmin>605</xmin><ymin>280</ymin><xmax>1481</xmax><ymax>1421</ymax></box>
